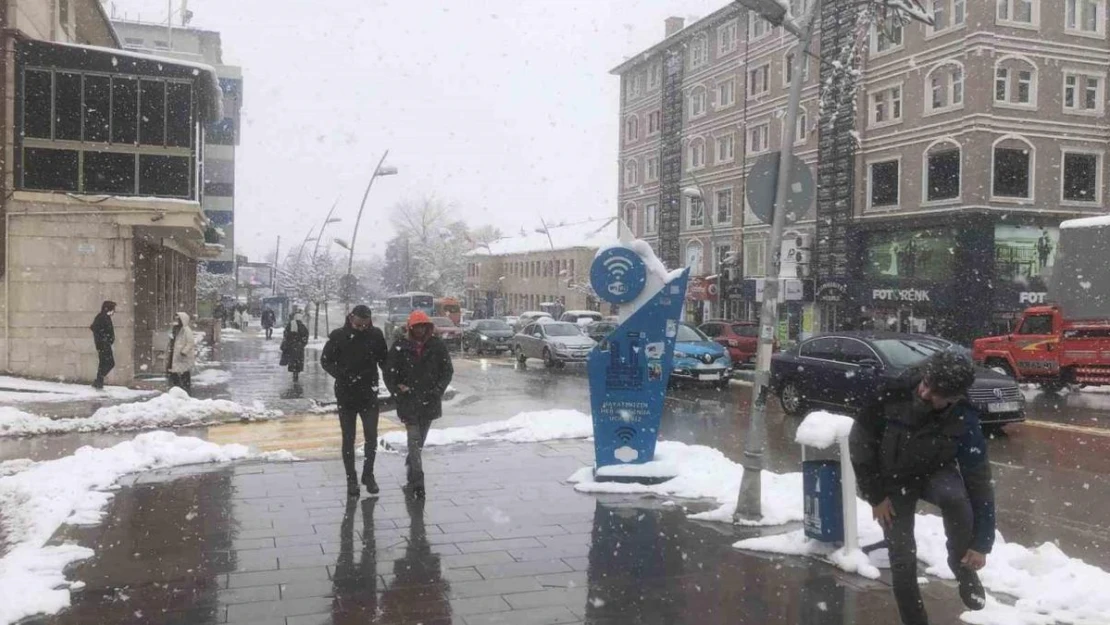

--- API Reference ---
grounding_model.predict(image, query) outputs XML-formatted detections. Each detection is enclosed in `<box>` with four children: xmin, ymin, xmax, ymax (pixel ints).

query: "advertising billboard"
<box><xmin>864</xmin><ymin>228</ymin><xmax>957</xmax><ymax>281</ymax></box>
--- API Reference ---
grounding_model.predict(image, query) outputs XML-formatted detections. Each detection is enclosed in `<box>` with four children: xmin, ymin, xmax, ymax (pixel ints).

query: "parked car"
<box><xmin>584</xmin><ymin>320</ymin><xmax>619</xmax><ymax>344</ymax></box>
<box><xmin>462</xmin><ymin>319</ymin><xmax>515</xmax><ymax>355</ymax></box>
<box><xmin>514</xmin><ymin>311</ymin><xmax>552</xmax><ymax>332</ymax></box>
<box><xmin>770</xmin><ymin>331</ymin><xmax>1026</xmax><ymax>426</ymax></box>
<box><xmin>560</xmin><ymin>310</ymin><xmax>604</xmax><ymax>327</ymax></box>
<box><xmin>431</xmin><ymin>316</ymin><xmax>464</xmax><ymax>349</ymax></box>
<box><xmin>671</xmin><ymin>323</ymin><xmax>732</xmax><ymax>388</ymax></box>
<box><xmin>700</xmin><ymin>320</ymin><xmax>763</xmax><ymax>367</ymax></box>
<box><xmin>513</xmin><ymin>321</ymin><xmax>596</xmax><ymax>367</ymax></box>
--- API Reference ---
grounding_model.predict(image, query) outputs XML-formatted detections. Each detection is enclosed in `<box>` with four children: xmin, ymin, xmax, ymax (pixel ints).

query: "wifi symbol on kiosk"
<box><xmin>603</xmin><ymin>256</ymin><xmax>633</xmax><ymax>296</ymax></box>
<box><xmin>590</xmin><ymin>247</ymin><xmax>645</xmax><ymax>305</ymax></box>
<box><xmin>614</xmin><ymin>426</ymin><xmax>636</xmax><ymax>444</ymax></box>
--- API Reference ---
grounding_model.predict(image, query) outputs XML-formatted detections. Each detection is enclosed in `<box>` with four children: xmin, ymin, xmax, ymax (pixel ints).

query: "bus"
<box><xmin>434</xmin><ymin>297</ymin><xmax>462</xmax><ymax>325</ymax></box>
<box><xmin>385</xmin><ymin>292</ymin><xmax>434</xmax><ymax>344</ymax></box>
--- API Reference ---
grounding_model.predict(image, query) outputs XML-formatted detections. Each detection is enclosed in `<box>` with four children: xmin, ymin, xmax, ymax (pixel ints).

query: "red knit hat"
<box><xmin>407</xmin><ymin>310</ymin><xmax>433</xmax><ymax>328</ymax></box>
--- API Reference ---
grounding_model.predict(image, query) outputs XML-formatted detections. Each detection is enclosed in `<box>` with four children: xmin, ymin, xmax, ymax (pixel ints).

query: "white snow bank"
<box><xmin>0</xmin><ymin>376</ymin><xmax>155</xmax><ymax>404</ymax></box>
<box><xmin>0</xmin><ymin>431</ymin><xmax>282</xmax><ymax>625</ymax></box>
<box><xmin>569</xmin><ymin>440</ymin><xmax>803</xmax><ymax>527</ymax></box>
<box><xmin>381</xmin><ymin>409</ymin><xmax>592</xmax><ymax>448</ymax></box>
<box><xmin>192</xmin><ymin>369</ymin><xmax>232</xmax><ymax>387</ymax></box>
<box><xmin>795</xmin><ymin>410</ymin><xmax>855</xmax><ymax>449</ymax></box>
<box><xmin>1060</xmin><ymin>214</ymin><xmax>1110</xmax><ymax>229</ymax></box>
<box><xmin>0</xmin><ymin>388</ymin><xmax>278</xmax><ymax>438</ymax></box>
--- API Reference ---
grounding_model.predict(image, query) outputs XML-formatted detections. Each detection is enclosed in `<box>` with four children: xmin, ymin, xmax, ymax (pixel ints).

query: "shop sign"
<box><xmin>816</xmin><ymin>281</ymin><xmax>848</xmax><ymax>302</ymax></box>
<box><xmin>1019</xmin><ymin>291</ymin><xmax>1049</xmax><ymax>305</ymax></box>
<box><xmin>871</xmin><ymin>288</ymin><xmax>931</xmax><ymax>302</ymax></box>
<box><xmin>686</xmin><ymin>277</ymin><xmax>719</xmax><ymax>302</ymax></box>
<box><xmin>725</xmin><ymin>283</ymin><xmax>745</xmax><ymax>300</ymax></box>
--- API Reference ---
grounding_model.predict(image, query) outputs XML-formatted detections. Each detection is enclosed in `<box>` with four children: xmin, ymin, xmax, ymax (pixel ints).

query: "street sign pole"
<box><xmin>734</xmin><ymin>0</ymin><xmax>821</xmax><ymax>522</ymax></box>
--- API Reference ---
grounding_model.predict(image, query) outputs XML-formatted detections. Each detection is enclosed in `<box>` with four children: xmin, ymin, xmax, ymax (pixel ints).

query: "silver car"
<box><xmin>513</xmin><ymin>321</ymin><xmax>596</xmax><ymax>367</ymax></box>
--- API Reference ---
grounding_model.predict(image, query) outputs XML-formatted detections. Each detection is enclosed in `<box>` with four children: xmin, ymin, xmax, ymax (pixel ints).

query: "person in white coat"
<box><xmin>168</xmin><ymin>312</ymin><xmax>197</xmax><ymax>395</ymax></box>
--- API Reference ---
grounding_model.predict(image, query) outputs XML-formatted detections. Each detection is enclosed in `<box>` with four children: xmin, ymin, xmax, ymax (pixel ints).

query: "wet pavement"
<box><xmin>28</xmin><ymin>440</ymin><xmax>978</xmax><ymax>625</ymax></box>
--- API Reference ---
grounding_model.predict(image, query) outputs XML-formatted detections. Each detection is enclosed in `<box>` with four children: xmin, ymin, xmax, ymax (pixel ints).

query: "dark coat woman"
<box><xmin>281</xmin><ymin>312</ymin><xmax>310</xmax><ymax>380</ymax></box>
<box><xmin>90</xmin><ymin>300</ymin><xmax>116</xmax><ymax>389</ymax></box>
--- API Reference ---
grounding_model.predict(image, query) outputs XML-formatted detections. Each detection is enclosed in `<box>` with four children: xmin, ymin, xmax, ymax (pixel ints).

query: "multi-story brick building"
<box><xmin>1</xmin><ymin>0</ymin><xmax>224</xmax><ymax>382</ymax></box>
<box><xmin>464</xmin><ymin>218</ymin><xmax>617</xmax><ymax>318</ymax></box>
<box><xmin>614</xmin><ymin>1</ymin><xmax>1108</xmax><ymax>343</ymax></box>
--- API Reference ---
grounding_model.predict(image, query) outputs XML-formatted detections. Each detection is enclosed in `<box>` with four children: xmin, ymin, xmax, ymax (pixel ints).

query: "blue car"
<box><xmin>670</xmin><ymin>323</ymin><xmax>732</xmax><ymax>388</ymax></box>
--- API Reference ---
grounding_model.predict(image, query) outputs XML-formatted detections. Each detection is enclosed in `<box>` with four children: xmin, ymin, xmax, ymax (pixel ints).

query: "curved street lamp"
<box><xmin>345</xmin><ymin>150</ymin><xmax>398</xmax><ymax>311</ymax></box>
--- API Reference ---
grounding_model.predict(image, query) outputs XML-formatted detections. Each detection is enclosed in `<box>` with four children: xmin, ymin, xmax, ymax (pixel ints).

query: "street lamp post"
<box><xmin>682</xmin><ymin>171</ymin><xmax>721</xmax><ymax>320</ymax></box>
<box><xmin>345</xmin><ymin>150</ymin><xmax>398</xmax><ymax>312</ymax></box>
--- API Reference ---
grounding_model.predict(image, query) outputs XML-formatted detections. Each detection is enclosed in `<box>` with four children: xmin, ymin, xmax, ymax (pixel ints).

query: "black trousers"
<box><xmin>405</xmin><ymin>420</ymin><xmax>433</xmax><ymax>487</ymax></box>
<box><xmin>94</xmin><ymin>349</ymin><xmax>114</xmax><ymax>387</ymax></box>
<box><xmin>884</xmin><ymin>466</ymin><xmax>974</xmax><ymax>625</ymax></box>
<box><xmin>265</xmin><ymin>326</ymin><xmax>274</xmax><ymax>339</ymax></box>
<box><xmin>168</xmin><ymin>371</ymin><xmax>192</xmax><ymax>395</ymax></box>
<box><xmin>338</xmin><ymin>399</ymin><xmax>379</xmax><ymax>482</ymax></box>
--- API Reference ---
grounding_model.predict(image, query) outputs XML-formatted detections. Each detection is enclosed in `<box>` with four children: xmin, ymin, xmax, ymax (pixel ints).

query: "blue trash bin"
<box><xmin>803</xmin><ymin>459</ymin><xmax>843</xmax><ymax>543</ymax></box>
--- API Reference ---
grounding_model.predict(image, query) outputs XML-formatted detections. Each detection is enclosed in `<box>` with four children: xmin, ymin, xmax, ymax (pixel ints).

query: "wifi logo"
<box><xmin>614</xmin><ymin>426</ymin><xmax>636</xmax><ymax>444</ymax></box>
<box><xmin>590</xmin><ymin>248</ymin><xmax>646</xmax><ymax>305</ymax></box>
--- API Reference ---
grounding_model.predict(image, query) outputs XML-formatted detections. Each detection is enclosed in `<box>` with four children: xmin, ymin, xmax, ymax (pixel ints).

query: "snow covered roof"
<box><xmin>467</xmin><ymin>217</ymin><xmax>618</xmax><ymax>257</ymax></box>
<box><xmin>1061</xmin><ymin>214</ymin><xmax>1110</xmax><ymax>229</ymax></box>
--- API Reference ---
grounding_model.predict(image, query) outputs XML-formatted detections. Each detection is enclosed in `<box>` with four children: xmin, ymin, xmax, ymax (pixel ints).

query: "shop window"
<box><xmin>139</xmin><ymin>155</ymin><xmax>191</xmax><ymax>197</ymax></box>
<box><xmin>927</xmin><ymin>148</ymin><xmax>960</xmax><ymax>201</ymax></box>
<box><xmin>54</xmin><ymin>72</ymin><xmax>82</xmax><ymax>141</ymax></box>
<box><xmin>870</xmin><ymin>160</ymin><xmax>900</xmax><ymax>207</ymax></box>
<box><xmin>111</xmin><ymin>77</ymin><xmax>139</xmax><ymax>144</ymax></box>
<box><xmin>22</xmin><ymin>148</ymin><xmax>79</xmax><ymax>191</ymax></box>
<box><xmin>23</xmin><ymin>70</ymin><xmax>52</xmax><ymax>139</ymax></box>
<box><xmin>139</xmin><ymin>80</ymin><xmax>166</xmax><ymax>146</ymax></box>
<box><xmin>83</xmin><ymin>75</ymin><xmax>111</xmax><ymax>142</ymax></box>
<box><xmin>84</xmin><ymin>152</ymin><xmax>136</xmax><ymax>194</ymax></box>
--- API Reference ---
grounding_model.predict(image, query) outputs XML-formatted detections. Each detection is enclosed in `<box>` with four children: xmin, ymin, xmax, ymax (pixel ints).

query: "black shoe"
<box><xmin>403</xmin><ymin>483</ymin><xmax>425</xmax><ymax>499</ymax></box>
<box><xmin>362</xmin><ymin>473</ymin><xmax>380</xmax><ymax>496</ymax></box>
<box><xmin>347</xmin><ymin>480</ymin><xmax>360</xmax><ymax>498</ymax></box>
<box><xmin>957</xmin><ymin>568</ymin><xmax>986</xmax><ymax>611</ymax></box>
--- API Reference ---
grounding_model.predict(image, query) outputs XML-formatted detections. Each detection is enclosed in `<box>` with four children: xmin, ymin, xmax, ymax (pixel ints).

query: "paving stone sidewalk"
<box><xmin>18</xmin><ymin>437</ymin><xmax>980</xmax><ymax>625</ymax></box>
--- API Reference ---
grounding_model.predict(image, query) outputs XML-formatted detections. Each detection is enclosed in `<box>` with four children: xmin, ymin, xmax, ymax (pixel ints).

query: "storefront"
<box><xmin>738</xmin><ymin>278</ymin><xmax>815</xmax><ymax>345</ymax></box>
<box><xmin>685</xmin><ymin>276</ymin><xmax>718</xmax><ymax>324</ymax></box>
<box><xmin>991</xmin><ymin>224</ymin><xmax>1060</xmax><ymax>335</ymax></box>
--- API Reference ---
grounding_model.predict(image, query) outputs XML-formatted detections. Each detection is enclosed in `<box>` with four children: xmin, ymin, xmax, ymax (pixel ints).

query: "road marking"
<box><xmin>1022</xmin><ymin>419</ymin><xmax>1110</xmax><ymax>438</ymax></box>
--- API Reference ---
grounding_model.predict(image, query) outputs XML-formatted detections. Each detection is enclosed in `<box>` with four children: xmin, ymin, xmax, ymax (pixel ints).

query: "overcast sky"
<box><xmin>104</xmin><ymin>0</ymin><xmax>723</xmax><ymax>260</ymax></box>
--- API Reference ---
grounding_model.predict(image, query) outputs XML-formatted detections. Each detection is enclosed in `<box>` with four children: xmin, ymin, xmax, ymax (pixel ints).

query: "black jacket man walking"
<box><xmin>90</xmin><ymin>300</ymin><xmax>116</xmax><ymax>389</ymax></box>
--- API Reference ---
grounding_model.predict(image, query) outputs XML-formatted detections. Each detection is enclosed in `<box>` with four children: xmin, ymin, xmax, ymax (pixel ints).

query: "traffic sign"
<box><xmin>745</xmin><ymin>153</ymin><xmax>815</xmax><ymax>226</ymax></box>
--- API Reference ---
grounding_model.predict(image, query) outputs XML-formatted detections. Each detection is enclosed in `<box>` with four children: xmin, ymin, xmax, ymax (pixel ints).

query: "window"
<box><xmin>744</xmin><ymin>239</ymin><xmax>768</xmax><ymax>276</ymax></box>
<box><xmin>801</xmin><ymin>337</ymin><xmax>839</xmax><ymax>360</ymax></box>
<box><xmin>1064</xmin><ymin>73</ymin><xmax>1102</xmax><ymax>113</ymax></box>
<box><xmin>648</xmin><ymin>64</ymin><xmax>661</xmax><ymax>89</ymax></box>
<box><xmin>784</xmin><ymin>51</ymin><xmax>810</xmax><ymax>86</ymax></box>
<box><xmin>685</xmin><ymin>241</ymin><xmax>704</xmax><ymax>274</ymax></box>
<box><xmin>23</xmin><ymin>70</ymin><xmax>52</xmax><ymax>139</ymax></box>
<box><xmin>625</xmin><ymin>115</ymin><xmax>639</xmax><ymax>142</ymax></box>
<box><xmin>870</xmin><ymin>160</ymin><xmax>900</xmax><ymax>208</ymax></box>
<box><xmin>645</xmin><ymin>203</ymin><xmax>658</xmax><ymax>233</ymax></box>
<box><xmin>718</xmin><ymin>79</ymin><xmax>736</xmax><ymax>108</ymax></box>
<box><xmin>687</xmin><ymin>196</ymin><xmax>705</xmax><ymax>228</ymax></box>
<box><xmin>1019</xmin><ymin>314</ymin><xmax>1053</xmax><ymax>335</ymax></box>
<box><xmin>624</xmin><ymin>204</ymin><xmax>638</xmax><ymax>235</ymax></box>
<box><xmin>1066</xmin><ymin>0</ymin><xmax>1101</xmax><ymax>33</ymax></box>
<box><xmin>795</xmin><ymin>109</ymin><xmax>808</xmax><ymax>144</ymax></box>
<box><xmin>633</xmin><ymin>73</ymin><xmax>644</xmax><ymax>96</ymax></box>
<box><xmin>995</xmin><ymin>64</ymin><xmax>1038</xmax><ymax>106</ymax></box>
<box><xmin>748</xmin><ymin>64</ymin><xmax>770</xmax><ymax>97</ymax></box>
<box><xmin>55</xmin><ymin>72</ymin><xmax>81</xmax><ymax>140</ymax></box>
<box><xmin>931</xmin><ymin>0</ymin><xmax>966</xmax><ymax>32</ymax></box>
<box><xmin>719</xmin><ymin>21</ymin><xmax>739</xmax><ymax>54</ymax></box>
<box><xmin>59</xmin><ymin>0</ymin><xmax>70</xmax><ymax>27</ymax></box>
<box><xmin>690</xmin><ymin>35</ymin><xmax>708</xmax><ymax>69</ymax></box>
<box><xmin>872</xmin><ymin>15</ymin><xmax>904</xmax><ymax>53</ymax></box>
<box><xmin>997</xmin><ymin>0</ymin><xmax>1036</xmax><ymax>25</ymax></box>
<box><xmin>747</xmin><ymin>123</ymin><xmax>769</xmax><ymax>154</ymax></box>
<box><xmin>83</xmin><ymin>75</ymin><xmax>111</xmax><ymax>142</ymax></box>
<box><xmin>648</xmin><ymin>110</ymin><xmax>661</xmax><ymax>134</ymax></box>
<box><xmin>839</xmin><ymin>339</ymin><xmax>879</xmax><ymax>365</ymax></box>
<box><xmin>716</xmin><ymin>134</ymin><xmax>734</xmax><ymax>163</ymax></box>
<box><xmin>927</xmin><ymin>64</ymin><xmax>964</xmax><ymax>112</ymax></box>
<box><xmin>646</xmin><ymin>156</ymin><xmax>660</xmax><ymax>182</ymax></box>
<box><xmin>1063</xmin><ymin>151</ymin><xmax>1099</xmax><ymax>203</ymax></box>
<box><xmin>993</xmin><ymin>144</ymin><xmax>1032</xmax><ymax>199</ymax></box>
<box><xmin>926</xmin><ymin>146</ymin><xmax>961</xmax><ymax>202</ymax></box>
<box><xmin>714</xmin><ymin>244</ymin><xmax>732</xmax><ymax>270</ymax></box>
<box><xmin>688</xmin><ymin>139</ymin><xmax>706</xmax><ymax>169</ymax></box>
<box><xmin>870</xmin><ymin>85</ymin><xmax>903</xmax><ymax>125</ymax></box>
<box><xmin>624</xmin><ymin>159</ymin><xmax>638</xmax><ymax>188</ymax></box>
<box><xmin>715</xmin><ymin>189</ymin><xmax>733</xmax><ymax>224</ymax></box>
<box><xmin>749</xmin><ymin>15</ymin><xmax>771</xmax><ymax>40</ymax></box>
<box><xmin>690</xmin><ymin>86</ymin><xmax>708</xmax><ymax>118</ymax></box>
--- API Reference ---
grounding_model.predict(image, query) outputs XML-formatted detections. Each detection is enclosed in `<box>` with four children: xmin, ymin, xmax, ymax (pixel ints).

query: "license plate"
<box><xmin>988</xmin><ymin>401</ymin><xmax>1021</xmax><ymax>413</ymax></box>
<box><xmin>698</xmin><ymin>373</ymin><xmax>721</xmax><ymax>381</ymax></box>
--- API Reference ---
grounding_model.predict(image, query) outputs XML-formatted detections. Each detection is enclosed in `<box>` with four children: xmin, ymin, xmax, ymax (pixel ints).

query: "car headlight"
<box><xmin>479</xmin><ymin>334</ymin><xmax>489</xmax><ymax>341</ymax></box>
<box><xmin>674</xmin><ymin>351</ymin><xmax>688</xmax><ymax>359</ymax></box>
<box><xmin>553</xmin><ymin>342</ymin><xmax>566</xmax><ymax>350</ymax></box>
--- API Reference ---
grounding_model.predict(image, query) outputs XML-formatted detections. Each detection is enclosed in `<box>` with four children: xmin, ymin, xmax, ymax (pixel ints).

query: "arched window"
<box><xmin>690</xmin><ymin>34</ymin><xmax>708</xmax><ymax>69</ymax></box>
<box><xmin>923</xmin><ymin>139</ymin><xmax>961</xmax><ymax>203</ymax></box>
<box><xmin>925</xmin><ymin>61</ymin><xmax>964</xmax><ymax>112</ymax></box>
<box><xmin>994</xmin><ymin>56</ymin><xmax>1038</xmax><ymax>107</ymax></box>
<box><xmin>689</xmin><ymin>86</ymin><xmax>708</xmax><ymax>118</ymax></box>
<box><xmin>992</xmin><ymin>135</ymin><xmax>1034</xmax><ymax>200</ymax></box>
<box><xmin>624</xmin><ymin>159</ymin><xmax>639</xmax><ymax>188</ymax></box>
<box><xmin>687</xmin><ymin>138</ymin><xmax>706</xmax><ymax>170</ymax></box>
<box><xmin>794</xmin><ymin>106</ymin><xmax>809</xmax><ymax>144</ymax></box>
<box><xmin>624</xmin><ymin>115</ymin><xmax>639</xmax><ymax>143</ymax></box>
<box><xmin>623</xmin><ymin>203</ymin><xmax>638</xmax><ymax>236</ymax></box>
<box><xmin>685</xmin><ymin>240</ymin><xmax>704</xmax><ymax>275</ymax></box>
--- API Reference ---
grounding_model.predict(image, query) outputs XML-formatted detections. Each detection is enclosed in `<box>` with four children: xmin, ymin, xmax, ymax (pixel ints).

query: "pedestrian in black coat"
<box><xmin>280</xmin><ymin>312</ymin><xmax>310</xmax><ymax>381</ymax></box>
<box><xmin>90</xmin><ymin>300</ymin><xmax>116</xmax><ymax>389</ymax></box>
<box><xmin>321</xmin><ymin>305</ymin><xmax>389</xmax><ymax>498</ymax></box>
<box><xmin>261</xmin><ymin>308</ymin><xmax>277</xmax><ymax>340</ymax></box>
<box><xmin>384</xmin><ymin>310</ymin><xmax>454</xmax><ymax>499</ymax></box>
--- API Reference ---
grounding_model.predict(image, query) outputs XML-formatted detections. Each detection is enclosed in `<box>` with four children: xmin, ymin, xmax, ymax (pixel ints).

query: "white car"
<box><xmin>559</xmin><ymin>310</ymin><xmax>604</xmax><ymax>326</ymax></box>
<box><xmin>514</xmin><ymin>311</ymin><xmax>552</xmax><ymax>332</ymax></box>
<box><xmin>513</xmin><ymin>321</ymin><xmax>596</xmax><ymax>367</ymax></box>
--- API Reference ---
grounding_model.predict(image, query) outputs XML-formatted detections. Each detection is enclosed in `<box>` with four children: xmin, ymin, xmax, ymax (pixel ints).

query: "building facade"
<box><xmin>464</xmin><ymin>218</ymin><xmax>617</xmax><ymax>318</ymax></box>
<box><xmin>615</xmin><ymin>1</ymin><xmax>1108</xmax><ymax>344</ymax></box>
<box><xmin>0</xmin><ymin>0</ymin><xmax>223</xmax><ymax>383</ymax></box>
<box><xmin>111</xmin><ymin>19</ymin><xmax>242</xmax><ymax>276</ymax></box>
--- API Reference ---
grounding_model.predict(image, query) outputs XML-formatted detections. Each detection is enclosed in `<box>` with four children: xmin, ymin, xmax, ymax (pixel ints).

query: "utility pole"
<box><xmin>271</xmin><ymin>236</ymin><xmax>280</xmax><ymax>296</ymax></box>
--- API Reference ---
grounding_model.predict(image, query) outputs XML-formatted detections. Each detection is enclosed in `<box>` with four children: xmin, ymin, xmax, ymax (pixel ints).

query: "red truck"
<box><xmin>973</xmin><ymin>305</ymin><xmax>1110</xmax><ymax>392</ymax></box>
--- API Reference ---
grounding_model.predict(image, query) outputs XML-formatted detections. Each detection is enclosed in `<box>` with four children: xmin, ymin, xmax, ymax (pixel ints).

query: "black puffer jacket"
<box><xmin>320</xmin><ymin>322</ymin><xmax>388</xmax><ymax>405</ymax></box>
<box><xmin>90</xmin><ymin>312</ymin><xmax>114</xmax><ymax>352</ymax></box>
<box><xmin>384</xmin><ymin>336</ymin><xmax>453</xmax><ymax>424</ymax></box>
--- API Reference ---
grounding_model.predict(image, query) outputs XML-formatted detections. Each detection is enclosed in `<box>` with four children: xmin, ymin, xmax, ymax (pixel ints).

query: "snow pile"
<box><xmin>0</xmin><ymin>376</ymin><xmax>155</xmax><ymax>404</ymax></box>
<box><xmin>381</xmin><ymin>409</ymin><xmax>592</xmax><ymax>448</ymax></box>
<box><xmin>569</xmin><ymin>440</ymin><xmax>804</xmax><ymax>527</ymax></box>
<box><xmin>0</xmin><ymin>431</ymin><xmax>271</xmax><ymax>625</ymax></box>
<box><xmin>795</xmin><ymin>410</ymin><xmax>855</xmax><ymax>449</ymax></box>
<box><xmin>0</xmin><ymin>388</ymin><xmax>279</xmax><ymax>438</ymax></box>
<box><xmin>192</xmin><ymin>369</ymin><xmax>232</xmax><ymax>387</ymax></box>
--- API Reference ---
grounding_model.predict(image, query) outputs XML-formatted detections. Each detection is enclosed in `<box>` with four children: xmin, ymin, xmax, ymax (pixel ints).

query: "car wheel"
<box><xmin>779</xmin><ymin>380</ymin><xmax>806</xmax><ymax>417</ymax></box>
<box><xmin>716</xmin><ymin>379</ymin><xmax>730</xmax><ymax>391</ymax></box>
<box><xmin>516</xmin><ymin>347</ymin><xmax>527</xmax><ymax>366</ymax></box>
<box><xmin>543</xmin><ymin>348</ymin><xmax>557</xmax><ymax>368</ymax></box>
<box><xmin>1039</xmin><ymin>380</ymin><xmax>1067</xmax><ymax>394</ymax></box>
<box><xmin>462</xmin><ymin>339</ymin><xmax>469</xmax><ymax>354</ymax></box>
